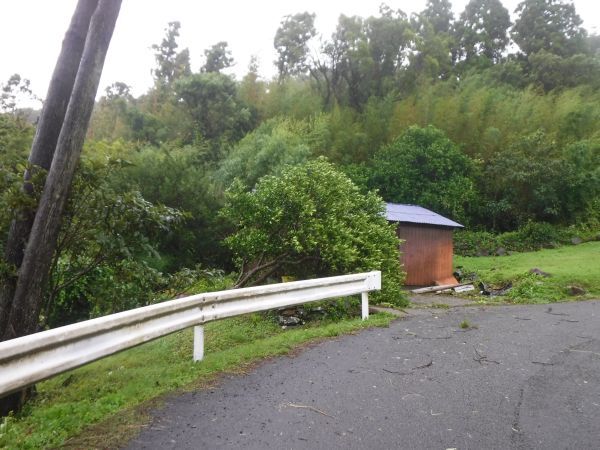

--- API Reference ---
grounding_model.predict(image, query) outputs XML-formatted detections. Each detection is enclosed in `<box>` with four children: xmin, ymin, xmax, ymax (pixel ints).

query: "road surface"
<box><xmin>127</xmin><ymin>301</ymin><xmax>600</xmax><ymax>449</ymax></box>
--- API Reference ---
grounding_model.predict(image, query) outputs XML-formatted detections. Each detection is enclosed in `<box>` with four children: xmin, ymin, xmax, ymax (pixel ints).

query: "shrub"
<box><xmin>369</xmin><ymin>125</ymin><xmax>478</xmax><ymax>225</ymax></box>
<box><xmin>454</xmin><ymin>220</ymin><xmax>598</xmax><ymax>257</ymax></box>
<box><xmin>454</xmin><ymin>230</ymin><xmax>498</xmax><ymax>256</ymax></box>
<box><xmin>498</xmin><ymin>222</ymin><xmax>568</xmax><ymax>252</ymax></box>
<box><xmin>221</xmin><ymin>158</ymin><xmax>407</xmax><ymax>306</ymax></box>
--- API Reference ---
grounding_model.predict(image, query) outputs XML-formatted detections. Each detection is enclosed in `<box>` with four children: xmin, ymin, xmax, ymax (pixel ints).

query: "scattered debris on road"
<box><xmin>546</xmin><ymin>307</ymin><xmax>568</xmax><ymax>316</ymax></box>
<box><xmin>473</xmin><ymin>346</ymin><xmax>500</xmax><ymax>365</ymax></box>
<box><xmin>283</xmin><ymin>402</ymin><xmax>334</xmax><ymax>418</ymax></box>
<box><xmin>383</xmin><ymin>356</ymin><xmax>433</xmax><ymax>375</ymax></box>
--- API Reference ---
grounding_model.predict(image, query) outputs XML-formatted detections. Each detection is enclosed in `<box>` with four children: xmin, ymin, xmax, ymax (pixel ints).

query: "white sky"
<box><xmin>1</xmin><ymin>0</ymin><xmax>599</xmax><ymax>105</ymax></box>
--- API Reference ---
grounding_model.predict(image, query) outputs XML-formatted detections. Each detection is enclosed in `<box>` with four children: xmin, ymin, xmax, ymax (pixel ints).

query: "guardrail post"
<box><xmin>361</xmin><ymin>292</ymin><xmax>369</xmax><ymax>320</ymax></box>
<box><xmin>193</xmin><ymin>325</ymin><xmax>204</xmax><ymax>361</ymax></box>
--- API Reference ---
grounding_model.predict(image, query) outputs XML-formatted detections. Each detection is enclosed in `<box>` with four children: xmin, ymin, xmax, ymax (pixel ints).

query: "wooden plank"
<box><xmin>411</xmin><ymin>281</ymin><xmax>473</xmax><ymax>294</ymax></box>
<box><xmin>454</xmin><ymin>284</ymin><xmax>475</xmax><ymax>293</ymax></box>
<box><xmin>411</xmin><ymin>284</ymin><xmax>459</xmax><ymax>294</ymax></box>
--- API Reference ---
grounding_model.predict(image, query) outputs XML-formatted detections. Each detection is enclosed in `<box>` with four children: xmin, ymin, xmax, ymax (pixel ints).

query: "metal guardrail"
<box><xmin>0</xmin><ymin>271</ymin><xmax>381</xmax><ymax>397</ymax></box>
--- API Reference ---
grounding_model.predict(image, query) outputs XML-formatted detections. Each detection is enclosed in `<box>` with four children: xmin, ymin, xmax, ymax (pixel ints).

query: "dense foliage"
<box><xmin>367</xmin><ymin>125</ymin><xmax>477</xmax><ymax>225</ymax></box>
<box><xmin>221</xmin><ymin>159</ymin><xmax>405</xmax><ymax>305</ymax></box>
<box><xmin>2</xmin><ymin>0</ymin><xmax>599</xmax><ymax>324</ymax></box>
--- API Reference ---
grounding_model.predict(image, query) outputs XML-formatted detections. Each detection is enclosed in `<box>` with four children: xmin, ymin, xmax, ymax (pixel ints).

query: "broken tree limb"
<box><xmin>285</xmin><ymin>402</ymin><xmax>334</xmax><ymax>418</ymax></box>
<box><xmin>473</xmin><ymin>346</ymin><xmax>500</xmax><ymax>365</ymax></box>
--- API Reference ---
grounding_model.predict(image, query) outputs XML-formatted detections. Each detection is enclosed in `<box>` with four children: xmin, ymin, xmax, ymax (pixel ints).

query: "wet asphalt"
<box><xmin>126</xmin><ymin>301</ymin><xmax>600</xmax><ymax>450</ymax></box>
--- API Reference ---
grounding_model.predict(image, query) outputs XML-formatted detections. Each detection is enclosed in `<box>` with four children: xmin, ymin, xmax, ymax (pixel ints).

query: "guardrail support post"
<box><xmin>361</xmin><ymin>292</ymin><xmax>369</xmax><ymax>320</ymax></box>
<box><xmin>193</xmin><ymin>325</ymin><xmax>204</xmax><ymax>361</ymax></box>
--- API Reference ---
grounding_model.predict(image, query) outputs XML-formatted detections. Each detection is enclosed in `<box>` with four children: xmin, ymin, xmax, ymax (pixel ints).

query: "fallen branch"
<box><xmin>383</xmin><ymin>357</ymin><xmax>433</xmax><ymax>375</ymax></box>
<box><xmin>531</xmin><ymin>361</ymin><xmax>554</xmax><ymax>366</ymax></box>
<box><xmin>383</xmin><ymin>368</ymin><xmax>409</xmax><ymax>375</ymax></box>
<box><xmin>545</xmin><ymin>308</ymin><xmax>568</xmax><ymax>316</ymax></box>
<box><xmin>285</xmin><ymin>402</ymin><xmax>334</xmax><ymax>418</ymax></box>
<box><xmin>393</xmin><ymin>332</ymin><xmax>452</xmax><ymax>340</ymax></box>
<box><xmin>413</xmin><ymin>359</ymin><xmax>433</xmax><ymax>370</ymax></box>
<box><xmin>473</xmin><ymin>347</ymin><xmax>500</xmax><ymax>365</ymax></box>
<box><xmin>416</xmin><ymin>335</ymin><xmax>452</xmax><ymax>340</ymax></box>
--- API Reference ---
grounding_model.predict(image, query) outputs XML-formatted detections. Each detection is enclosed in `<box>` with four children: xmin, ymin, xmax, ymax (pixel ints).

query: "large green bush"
<box><xmin>221</xmin><ymin>158</ymin><xmax>406</xmax><ymax>306</ymax></box>
<box><xmin>369</xmin><ymin>125</ymin><xmax>477</xmax><ymax>225</ymax></box>
<box><xmin>217</xmin><ymin>117</ymin><xmax>313</xmax><ymax>188</ymax></box>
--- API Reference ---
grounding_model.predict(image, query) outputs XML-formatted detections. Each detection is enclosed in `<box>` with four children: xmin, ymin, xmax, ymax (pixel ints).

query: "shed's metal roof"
<box><xmin>385</xmin><ymin>203</ymin><xmax>464</xmax><ymax>228</ymax></box>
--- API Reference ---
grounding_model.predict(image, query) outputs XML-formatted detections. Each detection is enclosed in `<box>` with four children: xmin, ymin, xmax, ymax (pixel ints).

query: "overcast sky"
<box><xmin>2</xmin><ymin>0</ymin><xmax>599</xmax><ymax>105</ymax></box>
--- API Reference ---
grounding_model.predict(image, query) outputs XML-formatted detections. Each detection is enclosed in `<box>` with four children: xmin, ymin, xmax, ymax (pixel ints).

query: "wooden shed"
<box><xmin>385</xmin><ymin>203</ymin><xmax>464</xmax><ymax>287</ymax></box>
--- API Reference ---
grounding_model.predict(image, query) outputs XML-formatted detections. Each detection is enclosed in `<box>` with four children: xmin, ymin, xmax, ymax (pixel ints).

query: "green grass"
<box><xmin>454</xmin><ymin>241</ymin><xmax>600</xmax><ymax>303</ymax></box>
<box><xmin>0</xmin><ymin>312</ymin><xmax>394</xmax><ymax>449</ymax></box>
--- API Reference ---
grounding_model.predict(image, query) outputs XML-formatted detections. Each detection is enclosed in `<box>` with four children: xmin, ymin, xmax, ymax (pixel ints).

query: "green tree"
<box><xmin>88</xmin><ymin>82</ymin><xmax>133</xmax><ymax>140</ymax></box>
<box><xmin>112</xmin><ymin>143</ymin><xmax>230</xmax><ymax>271</ymax></box>
<box><xmin>365</xmin><ymin>5</ymin><xmax>413</xmax><ymax>96</ymax></box>
<box><xmin>262</xmin><ymin>78</ymin><xmax>323</xmax><ymax>119</ymax></box>
<box><xmin>512</xmin><ymin>0</ymin><xmax>587</xmax><ymax>57</ymax></box>
<box><xmin>369</xmin><ymin>125</ymin><xmax>477</xmax><ymax>224</ymax></box>
<box><xmin>407</xmin><ymin>16</ymin><xmax>454</xmax><ymax>83</ymax></box>
<box><xmin>0</xmin><ymin>114</ymin><xmax>34</xmax><ymax>164</ymax></box>
<box><xmin>174</xmin><ymin>72</ymin><xmax>252</xmax><ymax>148</ymax></box>
<box><xmin>221</xmin><ymin>158</ymin><xmax>405</xmax><ymax>305</ymax></box>
<box><xmin>202</xmin><ymin>41</ymin><xmax>234</xmax><ymax>73</ymax></box>
<box><xmin>238</xmin><ymin>56</ymin><xmax>268</xmax><ymax>120</ymax></box>
<box><xmin>0</xmin><ymin>74</ymin><xmax>38</xmax><ymax>114</ymax></box>
<box><xmin>274</xmin><ymin>12</ymin><xmax>317</xmax><ymax>81</ymax></box>
<box><xmin>421</xmin><ymin>0</ymin><xmax>454</xmax><ymax>34</ymax></box>
<box><xmin>151</xmin><ymin>21</ymin><xmax>191</xmax><ymax>89</ymax></box>
<box><xmin>217</xmin><ymin>117</ymin><xmax>313</xmax><ymax>188</ymax></box>
<box><xmin>455</xmin><ymin>0</ymin><xmax>511</xmax><ymax>63</ymax></box>
<box><xmin>407</xmin><ymin>0</ymin><xmax>455</xmax><ymax>83</ymax></box>
<box><xmin>528</xmin><ymin>50</ymin><xmax>600</xmax><ymax>91</ymax></box>
<box><xmin>330</xmin><ymin>15</ymin><xmax>373</xmax><ymax>108</ymax></box>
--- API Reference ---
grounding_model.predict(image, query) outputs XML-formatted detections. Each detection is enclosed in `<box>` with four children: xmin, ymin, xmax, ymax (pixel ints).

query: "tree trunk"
<box><xmin>0</xmin><ymin>0</ymin><xmax>99</xmax><ymax>338</ymax></box>
<box><xmin>0</xmin><ymin>0</ymin><xmax>122</xmax><ymax>416</ymax></box>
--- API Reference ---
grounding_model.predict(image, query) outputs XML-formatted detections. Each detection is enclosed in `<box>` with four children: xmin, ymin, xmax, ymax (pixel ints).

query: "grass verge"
<box><xmin>0</xmin><ymin>312</ymin><xmax>394</xmax><ymax>449</ymax></box>
<box><xmin>454</xmin><ymin>241</ymin><xmax>600</xmax><ymax>303</ymax></box>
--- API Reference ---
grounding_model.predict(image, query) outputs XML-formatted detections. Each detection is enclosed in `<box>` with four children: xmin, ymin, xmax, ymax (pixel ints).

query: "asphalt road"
<box><xmin>127</xmin><ymin>301</ymin><xmax>600</xmax><ymax>450</ymax></box>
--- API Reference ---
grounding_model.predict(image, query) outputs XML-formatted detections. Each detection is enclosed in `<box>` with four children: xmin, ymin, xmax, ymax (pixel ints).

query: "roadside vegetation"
<box><xmin>455</xmin><ymin>241</ymin><xmax>600</xmax><ymax>303</ymax></box>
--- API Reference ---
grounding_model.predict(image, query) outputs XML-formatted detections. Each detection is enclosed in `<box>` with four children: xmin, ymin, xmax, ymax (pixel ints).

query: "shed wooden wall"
<box><xmin>397</xmin><ymin>224</ymin><xmax>455</xmax><ymax>286</ymax></box>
